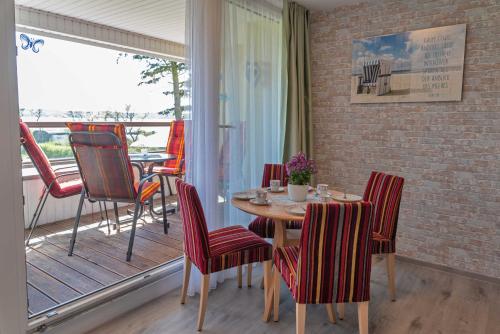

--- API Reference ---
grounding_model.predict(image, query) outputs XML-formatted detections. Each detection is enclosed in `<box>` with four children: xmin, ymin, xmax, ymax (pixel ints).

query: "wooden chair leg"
<box><xmin>337</xmin><ymin>303</ymin><xmax>345</xmax><ymax>320</ymax></box>
<box><xmin>262</xmin><ymin>260</ymin><xmax>272</xmax><ymax>318</ymax></box>
<box><xmin>237</xmin><ymin>265</ymin><xmax>242</xmax><ymax>288</ymax></box>
<box><xmin>296</xmin><ymin>303</ymin><xmax>306</xmax><ymax>334</ymax></box>
<box><xmin>180</xmin><ymin>255</ymin><xmax>191</xmax><ymax>304</ymax></box>
<box><xmin>273</xmin><ymin>268</ymin><xmax>281</xmax><ymax>322</ymax></box>
<box><xmin>197</xmin><ymin>274</ymin><xmax>210</xmax><ymax>331</ymax></box>
<box><xmin>247</xmin><ymin>263</ymin><xmax>252</xmax><ymax>287</ymax></box>
<box><xmin>357</xmin><ymin>301</ymin><xmax>369</xmax><ymax>334</ymax></box>
<box><xmin>386</xmin><ymin>253</ymin><xmax>396</xmax><ymax>301</ymax></box>
<box><xmin>325</xmin><ymin>304</ymin><xmax>336</xmax><ymax>324</ymax></box>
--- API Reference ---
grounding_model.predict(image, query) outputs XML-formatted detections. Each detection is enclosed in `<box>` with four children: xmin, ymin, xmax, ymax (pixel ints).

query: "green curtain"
<box><xmin>282</xmin><ymin>0</ymin><xmax>313</xmax><ymax>162</ymax></box>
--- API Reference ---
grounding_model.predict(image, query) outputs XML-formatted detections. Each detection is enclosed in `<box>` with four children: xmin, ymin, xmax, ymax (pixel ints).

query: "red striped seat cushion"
<box><xmin>248</xmin><ymin>216</ymin><xmax>302</xmax><ymax>238</ymax></box>
<box><xmin>134</xmin><ymin>181</ymin><xmax>161</xmax><ymax>203</ymax></box>
<box><xmin>162</xmin><ymin>120</ymin><xmax>185</xmax><ymax>174</ymax></box>
<box><xmin>207</xmin><ymin>225</ymin><xmax>272</xmax><ymax>274</ymax></box>
<box><xmin>151</xmin><ymin>165</ymin><xmax>182</xmax><ymax>175</ymax></box>
<box><xmin>56</xmin><ymin>179</ymin><xmax>83</xmax><ymax>198</ymax></box>
<box><xmin>20</xmin><ymin>120</ymin><xmax>83</xmax><ymax>198</ymax></box>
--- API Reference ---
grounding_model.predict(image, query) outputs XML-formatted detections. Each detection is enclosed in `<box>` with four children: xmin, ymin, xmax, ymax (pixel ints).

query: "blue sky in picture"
<box><xmin>352</xmin><ymin>31</ymin><xmax>414</xmax><ymax>75</ymax></box>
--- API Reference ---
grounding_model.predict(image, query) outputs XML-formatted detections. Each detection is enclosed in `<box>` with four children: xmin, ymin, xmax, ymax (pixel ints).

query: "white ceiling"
<box><xmin>295</xmin><ymin>0</ymin><xmax>369</xmax><ymax>11</ymax></box>
<box><xmin>15</xmin><ymin>0</ymin><xmax>186</xmax><ymax>44</ymax></box>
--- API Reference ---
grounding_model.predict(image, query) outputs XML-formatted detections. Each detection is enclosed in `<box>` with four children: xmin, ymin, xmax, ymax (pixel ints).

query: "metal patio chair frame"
<box><xmin>67</xmin><ymin>131</ymin><xmax>168</xmax><ymax>261</ymax></box>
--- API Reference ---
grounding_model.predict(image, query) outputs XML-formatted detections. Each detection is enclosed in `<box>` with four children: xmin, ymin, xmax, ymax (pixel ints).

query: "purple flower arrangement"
<box><xmin>286</xmin><ymin>152</ymin><xmax>317</xmax><ymax>185</ymax></box>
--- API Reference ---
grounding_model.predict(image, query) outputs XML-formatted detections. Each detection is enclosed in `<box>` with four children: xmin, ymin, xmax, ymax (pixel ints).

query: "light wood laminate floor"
<box><xmin>88</xmin><ymin>256</ymin><xmax>500</xmax><ymax>334</ymax></box>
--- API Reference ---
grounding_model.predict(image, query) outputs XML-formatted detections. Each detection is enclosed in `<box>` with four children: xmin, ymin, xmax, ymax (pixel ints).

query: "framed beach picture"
<box><xmin>351</xmin><ymin>24</ymin><xmax>466</xmax><ymax>103</ymax></box>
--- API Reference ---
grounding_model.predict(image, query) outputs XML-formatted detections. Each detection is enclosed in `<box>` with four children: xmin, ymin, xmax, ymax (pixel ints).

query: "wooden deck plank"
<box><xmin>38</xmin><ymin>224</ymin><xmax>161</xmax><ymax>269</ymax></box>
<box><xmin>26</xmin><ymin>263</ymin><xmax>81</xmax><ymax>303</ymax></box>
<box><xmin>25</xmin><ymin>204</ymin><xmax>184</xmax><ymax>316</ymax></box>
<box><xmin>27</xmin><ymin>284</ymin><xmax>58</xmax><ymax>315</ymax></box>
<box><xmin>44</xmin><ymin>240</ymin><xmax>141</xmax><ymax>278</ymax></box>
<box><xmin>32</xmin><ymin>243</ymin><xmax>124</xmax><ymax>285</ymax></box>
<box><xmin>27</xmin><ymin>248</ymin><xmax>104</xmax><ymax>294</ymax></box>
<box><xmin>135</xmin><ymin>228</ymin><xmax>184</xmax><ymax>251</ymax></box>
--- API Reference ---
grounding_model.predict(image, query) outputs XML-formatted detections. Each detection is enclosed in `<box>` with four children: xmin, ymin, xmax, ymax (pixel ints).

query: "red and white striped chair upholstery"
<box><xmin>248</xmin><ymin>164</ymin><xmax>302</xmax><ymax>238</ymax></box>
<box><xmin>272</xmin><ymin>202</ymin><xmax>374</xmax><ymax>334</ymax></box>
<box><xmin>363</xmin><ymin>171</ymin><xmax>405</xmax><ymax>254</ymax></box>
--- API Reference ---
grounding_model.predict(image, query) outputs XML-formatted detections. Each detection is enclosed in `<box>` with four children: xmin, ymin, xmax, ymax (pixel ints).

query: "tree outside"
<box><xmin>119</xmin><ymin>54</ymin><xmax>189</xmax><ymax>120</ymax></box>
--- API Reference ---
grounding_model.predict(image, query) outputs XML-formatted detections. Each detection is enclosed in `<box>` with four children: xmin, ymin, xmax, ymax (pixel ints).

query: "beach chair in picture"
<box><xmin>357</xmin><ymin>59</ymin><xmax>392</xmax><ymax>96</ymax></box>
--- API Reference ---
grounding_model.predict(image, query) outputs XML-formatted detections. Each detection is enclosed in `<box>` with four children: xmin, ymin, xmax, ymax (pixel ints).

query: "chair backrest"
<box><xmin>296</xmin><ymin>202</ymin><xmax>373</xmax><ymax>304</ymax></box>
<box><xmin>67</xmin><ymin>122</ymin><xmax>136</xmax><ymax>202</ymax></box>
<box><xmin>19</xmin><ymin>120</ymin><xmax>59</xmax><ymax>191</ymax></box>
<box><xmin>175</xmin><ymin>179</ymin><xmax>211</xmax><ymax>271</ymax></box>
<box><xmin>164</xmin><ymin>120</ymin><xmax>185</xmax><ymax>172</ymax></box>
<box><xmin>363</xmin><ymin>171</ymin><xmax>404</xmax><ymax>241</ymax></box>
<box><xmin>261</xmin><ymin>163</ymin><xmax>288</xmax><ymax>188</ymax></box>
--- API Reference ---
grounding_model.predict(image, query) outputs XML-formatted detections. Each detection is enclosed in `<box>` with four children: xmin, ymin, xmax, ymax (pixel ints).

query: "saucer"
<box><xmin>249</xmin><ymin>199</ymin><xmax>272</xmax><ymax>206</ymax></box>
<box><xmin>286</xmin><ymin>205</ymin><xmax>307</xmax><ymax>216</ymax></box>
<box><xmin>331</xmin><ymin>194</ymin><xmax>362</xmax><ymax>202</ymax></box>
<box><xmin>233</xmin><ymin>192</ymin><xmax>256</xmax><ymax>200</ymax></box>
<box><xmin>267</xmin><ymin>186</ymin><xmax>285</xmax><ymax>193</ymax></box>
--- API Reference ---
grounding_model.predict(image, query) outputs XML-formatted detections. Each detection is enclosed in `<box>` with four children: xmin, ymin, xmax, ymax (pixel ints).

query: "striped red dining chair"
<box><xmin>267</xmin><ymin>202</ymin><xmax>374</xmax><ymax>334</ymax></box>
<box><xmin>246</xmin><ymin>163</ymin><xmax>303</xmax><ymax>287</ymax></box>
<box><xmin>175</xmin><ymin>179</ymin><xmax>273</xmax><ymax>331</ymax></box>
<box><xmin>363</xmin><ymin>171</ymin><xmax>405</xmax><ymax>301</ymax></box>
<box><xmin>20</xmin><ymin>120</ymin><xmax>83</xmax><ymax>246</ymax></box>
<box><xmin>150</xmin><ymin>120</ymin><xmax>185</xmax><ymax>195</ymax></box>
<box><xmin>66</xmin><ymin>122</ymin><xmax>169</xmax><ymax>261</ymax></box>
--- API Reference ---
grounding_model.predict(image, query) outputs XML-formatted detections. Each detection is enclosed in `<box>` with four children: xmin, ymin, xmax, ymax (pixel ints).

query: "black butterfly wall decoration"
<box><xmin>20</xmin><ymin>33</ymin><xmax>44</xmax><ymax>53</ymax></box>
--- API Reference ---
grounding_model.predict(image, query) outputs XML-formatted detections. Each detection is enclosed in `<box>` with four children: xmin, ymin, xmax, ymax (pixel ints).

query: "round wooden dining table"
<box><xmin>231</xmin><ymin>188</ymin><xmax>347</xmax><ymax>248</ymax></box>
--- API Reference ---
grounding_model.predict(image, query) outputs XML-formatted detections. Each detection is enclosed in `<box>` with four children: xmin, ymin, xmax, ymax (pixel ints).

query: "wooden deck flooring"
<box><xmin>26</xmin><ymin>202</ymin><xmax>184</xmax><ymax>316</ymax></box>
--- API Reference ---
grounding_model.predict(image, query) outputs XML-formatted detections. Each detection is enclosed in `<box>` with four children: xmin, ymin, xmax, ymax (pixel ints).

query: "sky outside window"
<box><xmin>16</xmin><ymin>32</ymin><xmax>174</xmax><ymax>122</ymax></box>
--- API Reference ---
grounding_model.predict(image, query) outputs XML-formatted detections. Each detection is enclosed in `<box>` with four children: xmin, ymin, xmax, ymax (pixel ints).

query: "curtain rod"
<box><xmin>227</xmin><ymin>0</ymin><xmax>282</xmax><ymax>22</ymax></box>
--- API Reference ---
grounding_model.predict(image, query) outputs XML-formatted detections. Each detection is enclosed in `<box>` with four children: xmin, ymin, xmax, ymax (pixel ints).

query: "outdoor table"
<box><xmin>126</xmin><ymin>152</ymin><xmax>177</xmax><ymax>221</ymax></box>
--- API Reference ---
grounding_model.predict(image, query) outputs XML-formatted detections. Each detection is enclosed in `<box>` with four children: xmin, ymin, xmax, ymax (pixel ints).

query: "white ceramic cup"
<box><xmin>316</xmin><ymin>184</ymin><xmax>329</xmax><ymax>197</ymax></box>
<box><xmin>255</xmin><ymin>189</ymin><xmax>268</xmax><ymax>203</ymax></box>
<box><xmin>270</xmin><ymin>180</ymin><xmax>280</xmax><ymax>192</ymax></box>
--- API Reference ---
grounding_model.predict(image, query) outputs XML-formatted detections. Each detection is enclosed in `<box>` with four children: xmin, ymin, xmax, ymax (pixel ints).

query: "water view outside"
<box><xmin>17</xmin><ymin>32</ymin><xmax>185</xmax><ymax>160</ymax></box>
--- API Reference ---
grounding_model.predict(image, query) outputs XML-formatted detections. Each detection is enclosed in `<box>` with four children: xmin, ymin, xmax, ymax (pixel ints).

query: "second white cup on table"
<box><xmin>270</xmin><ymin>179</ymin><xmax>281</xmax><ymax>192</ymax></box>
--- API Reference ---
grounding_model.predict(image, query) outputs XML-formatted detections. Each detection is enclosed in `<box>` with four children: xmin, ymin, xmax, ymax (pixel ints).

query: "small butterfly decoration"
<box><xmin>19</xmin><ymin>34</ymin><xmax>44</xmax><ymax>53</ymax></box>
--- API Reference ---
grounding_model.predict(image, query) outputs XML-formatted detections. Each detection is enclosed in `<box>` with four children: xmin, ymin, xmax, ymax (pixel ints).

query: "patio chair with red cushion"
<box><xmin>268</xmin><ymin>202</ymin><xmax>374</xmax><ymax>334</ymax></box>
<box><xmin>20</xmin><ymin>120</ymin><xmax>83</xmax><ymax>246</ymax></box>
<box><xmin>66</xmin><ymin>122</ymin><xmax>169</xmax><ymax>261</ymax></box>
<box><xmin>363</xmin><ymin>171</ymin><xmax>405</xmax><ymax>301</ymax></box>
<box><xmin>149</xmin><ymin>120</ymin><xmax>185</xmax><ymax>195</ymax></box>
<box><xmin>175</xmin><ymin>179</ymin><xmax>273</xmax><ymax>331</ymax></box>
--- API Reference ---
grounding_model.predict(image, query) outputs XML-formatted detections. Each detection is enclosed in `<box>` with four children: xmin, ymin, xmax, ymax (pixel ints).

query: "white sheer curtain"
<box><xmin>184</xmin><ymin>0</ymin><xmax>223</xmax><ymax>295</ymax></box>
<box><xmin>220</xmin><ymin>0</ymin><xmax>285</xmax><ymax>226</ymax></box>
<box><xmin>184</xmin><ymin>0</ymin><xmax>284</xmax><ymax>295</ymax></box>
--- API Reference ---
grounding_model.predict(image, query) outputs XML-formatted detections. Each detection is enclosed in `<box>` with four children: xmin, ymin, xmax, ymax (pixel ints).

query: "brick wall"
<box><xmin>310</xmin><ymin>0</ymin><xmax>500</xmax><ymax>278</ymax></box>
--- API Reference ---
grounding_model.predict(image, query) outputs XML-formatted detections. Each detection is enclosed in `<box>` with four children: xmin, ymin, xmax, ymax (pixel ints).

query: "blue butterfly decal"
<box><xmin>20</xmin><ymin>34</ymin><xmax>44</xmax><ymax>53</ymax></box>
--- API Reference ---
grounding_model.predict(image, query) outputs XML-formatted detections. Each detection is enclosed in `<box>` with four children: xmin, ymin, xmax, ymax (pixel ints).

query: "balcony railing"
<box><xmin>22</xmin><ymin>121</ymin><xmax>172</xmax><ymax>169</ymax></box>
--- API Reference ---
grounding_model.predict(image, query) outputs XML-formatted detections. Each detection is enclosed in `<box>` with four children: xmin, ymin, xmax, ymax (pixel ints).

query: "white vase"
<box><xmin>288</xmin><ymin>184</ymin><xmax>308</xmax><ymax>202</ymax></box>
